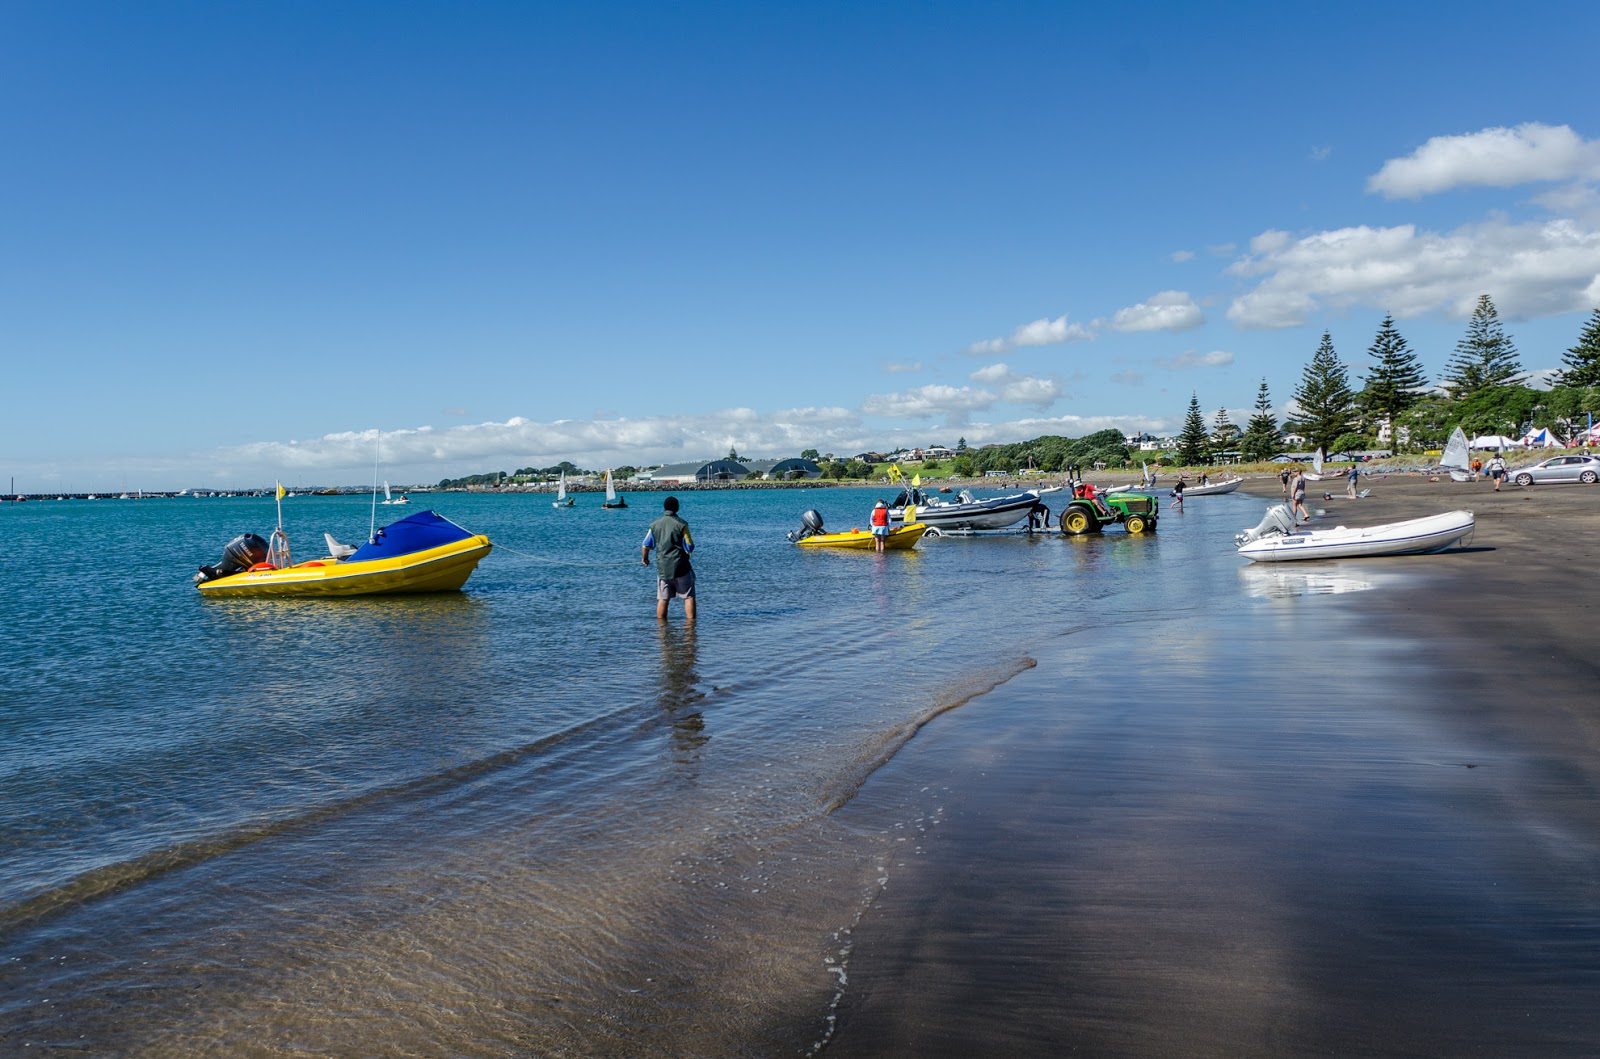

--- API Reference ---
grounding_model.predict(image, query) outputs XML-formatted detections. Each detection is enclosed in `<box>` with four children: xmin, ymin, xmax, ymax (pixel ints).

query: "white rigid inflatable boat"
<box><xmin>1235</xmin><ymin>504</ymin><xmax>1475</xmax><ymax>563</ymax></box>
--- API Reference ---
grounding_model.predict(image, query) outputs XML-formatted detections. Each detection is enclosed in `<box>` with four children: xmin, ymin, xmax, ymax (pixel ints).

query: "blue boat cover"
<box><xmin>348</xmin><ymin>510</ymin><xmax>473</xmax><ymax>563</ymax></box>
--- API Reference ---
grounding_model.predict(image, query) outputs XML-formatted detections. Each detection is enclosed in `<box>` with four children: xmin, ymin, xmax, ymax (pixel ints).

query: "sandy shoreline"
<box><xmin>825</xmin><ymin>474</ymin><xmax>1600</xmax><ymax>1057</ymax></box>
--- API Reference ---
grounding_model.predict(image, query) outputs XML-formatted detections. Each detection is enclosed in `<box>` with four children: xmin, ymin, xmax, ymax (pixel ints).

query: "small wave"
<box><xmin>0</xmin><ymin>709</ymin><xmax>633</xmax><ymax>933</ymax></box>
<box><xmin>823</xmin><ymin>655</ymin><xmax>1037</xmax><ymax>814</ymax></box>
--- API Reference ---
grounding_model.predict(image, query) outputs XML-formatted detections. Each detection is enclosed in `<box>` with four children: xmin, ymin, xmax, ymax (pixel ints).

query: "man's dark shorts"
<box><xmin>658</xmin><ymin>570</ymin><xmax>696</xmax><ymax>601</ymax></box>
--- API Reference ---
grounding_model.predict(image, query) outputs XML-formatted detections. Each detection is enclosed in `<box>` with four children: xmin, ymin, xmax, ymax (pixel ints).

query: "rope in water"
<box><xmin>492</xmin><ymin>542</ymin><xmax>642</xmax><ymax>567</ymax></box>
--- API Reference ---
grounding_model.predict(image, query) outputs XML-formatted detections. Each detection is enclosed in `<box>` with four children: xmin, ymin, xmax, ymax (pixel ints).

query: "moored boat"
<box><xmin>1175</xmin><ymin>476</ymin><xmax>1242</xmax><ymax>497</ymax></box>
<box><xmin>1234</xmin><ymin>504</ymin><xmax>1474</xmax><ymax>562</ymax></box>
<box><xmin>195</xmin><ymin>510</ymin><xmax>492</xmax><ymax>596</ymax></box>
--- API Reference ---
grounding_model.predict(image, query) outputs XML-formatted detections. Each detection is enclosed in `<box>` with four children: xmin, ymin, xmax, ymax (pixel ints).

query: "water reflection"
<box><xmin>1239</xmin><ymin>562</ymin><xmax>1386</xmax><ymax>599</ymax></box>
<box><xmin>656</xmin><ymin>623</ymin><xmax>707</xmax><ymax>766</ymax></box>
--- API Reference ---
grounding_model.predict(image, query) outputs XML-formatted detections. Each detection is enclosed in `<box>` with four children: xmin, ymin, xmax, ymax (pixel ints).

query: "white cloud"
<box><xmin>1161</xmin><ymin>350</ymin><xmax>1235</xmax><ymax>369</ymax></box>
<box><xmin>212</xmin><ymin>409</ymin><xmax>868</xmax><ymax>483</ymax></box>
<box><xmin>967</xmin><ymin>363</ymin><xmax>1062</xmax><ymax>408</ymax></box>
<box><xmin>1227</xmin><ymin>217</ymin><xmax>1600</xmax><ymax>328</ymax></box>
<box><xmin>1170</xmin><ymin>249</ymin><xmax>1195</xmax><ymax>263</ymax></box>
<box><xmin>862</xmin><ymin>384</ymin><xmax>996</xmax><ymax>419</ymax></box>
<box><xmin>1368</xmin><ymin>122</ymin><xmax>1600</xmax><ymax>200</ymax></box>
<box><xmin>1310</xmin><ymin>145</ymin><xmax>1333</xmax><ymax>162</ymax></box>
<box><xmin>1108</xmin><ymin>290</ymin><xmax>1205</xmax><ymax>333</ymax></box>
<box><xmin>881</xmin><ymin>360</ymin><xmax>923</xmax><ymax>374</ymax></box>
<box><xmin>966</xmin><ymin>313</ymin><xmax>1095</xmax><ymax>355</ymax></box>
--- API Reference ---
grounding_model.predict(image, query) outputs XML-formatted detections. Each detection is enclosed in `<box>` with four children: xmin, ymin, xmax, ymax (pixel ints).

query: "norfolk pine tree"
<box><xmin>1211</xmin><ymin>407</ymin><xmax>1240</xmax><ymax>457</ymax></box>
<box><xmin>1559</xmin><ymin>308</ymin><xmax>1600</xmax><ymax>388</ymax></box>
<box><xmin>1240</xmin><ymin>378</ymin><xmax>1281</xmax><ymax>461</ymax></box>
<box><xmin>1176</xmin><ymin>393</ymin><xmax>1210</xmax><ymax>465</ymax></box>
<box><xmin>1441</xmin><ymin>294</ymin><xmax>1522</xmax><ymax>398</ymax></box>
<box><xmin>1288</xmin><ymin>332</ymin><xmax>1356</xmax><ymax>452</ymax></box>
<box><xmin>1359</xmin><ymin>314</ymin><xmax>1428</xmax><ymax>438</ymax></box>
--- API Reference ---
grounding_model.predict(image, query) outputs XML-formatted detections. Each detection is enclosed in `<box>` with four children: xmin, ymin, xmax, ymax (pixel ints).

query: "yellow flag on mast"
<box><xmin>276</xmin><ymin>481</ymin><xmax>286</xmax><ymax>500</ymax></box>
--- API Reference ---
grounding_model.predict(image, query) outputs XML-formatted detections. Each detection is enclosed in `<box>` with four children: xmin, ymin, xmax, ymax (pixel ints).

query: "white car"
<box><xmin>1511</xmin><ymin>454</ymin><xmax>1600</xmax><ymax>486</ymax></box>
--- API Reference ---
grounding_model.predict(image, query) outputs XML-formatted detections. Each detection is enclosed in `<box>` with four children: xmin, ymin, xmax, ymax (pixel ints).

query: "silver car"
<box><xmin>1510</xmin><ymin>454</ymin><xmax>1600</xmax><ymax>486</ymax></box>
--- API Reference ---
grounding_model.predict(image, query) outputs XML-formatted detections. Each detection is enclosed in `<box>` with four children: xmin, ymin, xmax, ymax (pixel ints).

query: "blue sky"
<box><xmin>4</xmin><ymin>1</ymin><xmax>1600</xmax><ymax>490</ymax></box>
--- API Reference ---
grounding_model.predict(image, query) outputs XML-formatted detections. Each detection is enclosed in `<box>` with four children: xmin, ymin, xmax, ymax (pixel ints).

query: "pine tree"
<box><xmin>1176</xmin><ymin>392</ymin><xmax>1210</xmax><ymax>465</ymax></box>
<box><xmin>1359</xmin><ymin>314</ymin><xmax>1428</xmax><ymax>438</ymax></box>
<box><xmin>1441</xmin><ymin>294</ymin><xmax>1521</xmax><ymax>398</ymax></box>
<box><xmin>1559</xmin><ymin>308</ymin><xmax>1600</xmax><ymax>388</ymax></box>
<box><xmin>1288</xmin><ymin>331</ymin><xmax>1356</xmax><ymax>451</ymax></box>
<box><xmin>1211</xmin><ymin>407</ymin><xmax>1240</xmax><ymax>458</ymax></box>
<box><xmin>1240</xmin><ymin>378</ymin><xmax>1281</xmax><ymax>461</ymax></box>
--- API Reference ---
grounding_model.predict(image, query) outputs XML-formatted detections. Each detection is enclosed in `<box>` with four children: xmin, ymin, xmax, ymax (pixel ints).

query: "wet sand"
<box><xmin>827</xmin><ymin>475</ymin><xmax>1600</xmax><ymax>1057</ymax></box>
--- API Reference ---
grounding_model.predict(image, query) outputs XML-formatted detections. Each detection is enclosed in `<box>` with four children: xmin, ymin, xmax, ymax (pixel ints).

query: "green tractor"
<box><xmin>1058</xmin><ymin>490</ymin><xmax>1159</xmax><ymax>536</ymax></box>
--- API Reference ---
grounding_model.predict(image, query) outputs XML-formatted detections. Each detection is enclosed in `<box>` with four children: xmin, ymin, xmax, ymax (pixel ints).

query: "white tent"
<box><xmin>1520</xmin><ymin>427</ymin><xmax>1561</xmax><ymax>448</ymax></box>
<box><xmin>1469</xmin><ymin>434</ymin><xmax>1521</xmax><ymax>450</ymax></box>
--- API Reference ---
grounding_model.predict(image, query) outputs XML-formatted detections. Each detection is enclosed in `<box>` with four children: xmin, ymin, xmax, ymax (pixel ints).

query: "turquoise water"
<box><xmin>11</xmin><ymin>487</ymin><xmax>1588</xmax><ymax>1056</ymax></box>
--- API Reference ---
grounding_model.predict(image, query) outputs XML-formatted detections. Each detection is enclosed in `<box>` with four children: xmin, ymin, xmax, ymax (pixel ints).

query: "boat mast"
<box><xmin>370</xmin><ymin>433</ymin><xmax>381</xmax><ymax>541</ymax></box>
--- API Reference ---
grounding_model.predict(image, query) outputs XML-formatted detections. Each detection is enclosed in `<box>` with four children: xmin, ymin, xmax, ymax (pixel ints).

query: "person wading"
<box><xmin>642</xmin><ymin>496</ymin><xmax>696</xmax><ymax>622</ymax></box>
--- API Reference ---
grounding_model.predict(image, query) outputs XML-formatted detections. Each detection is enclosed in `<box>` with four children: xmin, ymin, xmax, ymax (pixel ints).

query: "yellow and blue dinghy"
<box><xmin>195</xmin><ymin>510</ymin><xmax>492</xmax><ymax>598</ymax></box>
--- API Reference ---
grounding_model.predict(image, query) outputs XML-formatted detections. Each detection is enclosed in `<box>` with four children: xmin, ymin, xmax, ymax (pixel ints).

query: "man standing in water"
<box><xmin>642</xmin><ymin>495</ymin><xmax>696</xmax><ymax>622</ymax></box>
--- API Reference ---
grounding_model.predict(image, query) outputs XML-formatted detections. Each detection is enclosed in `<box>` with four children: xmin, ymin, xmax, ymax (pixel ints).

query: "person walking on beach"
<box><xmin>870</xmin><ymin>498</ymin><xmax>890</xmax><ymax>553</ymax></box>
<box><xmin>642</xmin><ymin>496</ymin><xmax>696</xmax><ymax>622</ymax></box>
<box><xmin>1346</xmin><ymin>462</ymin><xmax>1360</xmax><ymax>499</ymax></box>
<box><xmin>1487</xmin><ymin>452</ymin><xmax>1508</xmax><ymax>492</ymax></box>
<box><xmin>1171</xmin><ymin>478</ymin><xmax>1184</xmax><ymax>509</ymax></box>
<box><xmin>1290</xmin><ymin>469</ymin><xmax>1309</xmax><ymax>521</ymax></box>
<box><xmin>1280</xmin><ymin>467</ymin><xmax>1291</xmax><ymax>496</ymax></box>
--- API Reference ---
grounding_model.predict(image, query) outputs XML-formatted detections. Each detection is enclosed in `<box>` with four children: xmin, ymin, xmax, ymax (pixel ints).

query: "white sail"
<box><xmin>1441</xmin><ymin>426</ymin><xmax>1472</xmax><ymax>481</ymax></box>
<box><xmin>1313</xmin><ymin>448</ymin><xmax>1325</xmax><ymax>475</ymax></box>
<box><xmin>605</xmin><ymin>469</ymin><xmax>616</xmax><ymax>503</ymax></box>
<box><xmin>553</xmin><ymin>471</ymin><xmax>570</xmax><ymax>508</ymax></box>
<box><xmin>384</xmin><ymin>481</ymin><xmax>392</xmax><ymax>501</ymax></box>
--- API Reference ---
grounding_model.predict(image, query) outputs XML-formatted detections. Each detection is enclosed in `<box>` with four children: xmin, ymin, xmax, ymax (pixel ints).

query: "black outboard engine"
<box><xmin>195</xmin><ymin>533</ymin><xmax>270</xmax><ymax>583</ymax></box>
<box><xmin>786</xmin><ymin>509</ymin><xmax>826</xmax><ymax>543</ymax></box>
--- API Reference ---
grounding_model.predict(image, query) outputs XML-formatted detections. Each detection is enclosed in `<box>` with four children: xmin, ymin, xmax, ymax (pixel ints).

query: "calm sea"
<box><xmin>3</xmin><ymin>486</ymin><xmax>1584</xmax><ymax>1056</ymax></box>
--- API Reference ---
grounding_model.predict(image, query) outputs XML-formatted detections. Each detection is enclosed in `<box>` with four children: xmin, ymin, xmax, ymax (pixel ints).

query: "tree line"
<box><xmin>1175</xmin><ymin>299</ymin><xmax>1600</xmax><ymax>464</ymax></box>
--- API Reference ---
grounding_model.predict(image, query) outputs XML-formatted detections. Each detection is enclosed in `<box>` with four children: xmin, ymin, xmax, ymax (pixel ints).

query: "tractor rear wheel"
<box><xmin>1061</xmin><ymin>507</ymin><xmax>1093</xmax><ymax>535</ymax></box>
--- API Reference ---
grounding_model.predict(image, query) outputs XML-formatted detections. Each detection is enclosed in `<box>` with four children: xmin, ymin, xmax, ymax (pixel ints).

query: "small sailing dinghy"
<box><xmin>1440</xmin><ymin>427</ymin><xmax>1473</xmax><ymax>482</ymax></box>
<box><xmin>380</xmin><ymin>481</ymin><xmax>410</xmax><ymax>505</ymax></box>
<box><xmin>553</xmin><ymin>472</ymin><xmax>574</xmax><ymax>508</ymax></box>
<box><xmin>600</xmin><ymin>469</ymin><xmax>627</xmax><ymax>509</ymax></box>
<box><xmin>1234</xmin><ymin>503</ymin><xmax>1474</xmax><ymax>562</ymax></box>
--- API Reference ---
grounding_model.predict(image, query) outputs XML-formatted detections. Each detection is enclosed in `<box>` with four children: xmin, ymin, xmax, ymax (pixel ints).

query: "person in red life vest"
<box><xmin>870</xmin><ymin>499</ymin><xmax>891</xmax><ymax>553</ymax></box>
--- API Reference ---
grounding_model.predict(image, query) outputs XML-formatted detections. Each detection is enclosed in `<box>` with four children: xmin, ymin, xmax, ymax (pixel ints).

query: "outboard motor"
<box><xmin>1235</xmin><ymin>504</ymin><xmax>1296</xmax><ymax>546</ymax></box>
<box><xmin>195</xmin><ymin>533</ymin><xmax>270</xmax><ymax>583</ymax></box>
<box><xmin>786</xmin><ymin>509</ymin><xmax>826</xmax><ymax>543</ymax></box>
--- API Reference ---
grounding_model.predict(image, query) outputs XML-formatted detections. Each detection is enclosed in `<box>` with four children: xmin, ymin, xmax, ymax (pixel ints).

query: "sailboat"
<box><xmin>1305</xmin><ymin>447</ymin><xmax>1328</xmax><ymax>481</ymax></box>
<box><xmin>552</xmin><ymin>471</ymin><xmax>574</xmax><ymax>508</ymax></box>
<box><xmin>600</xmin><ymin>469</ymin><xmax>627</xmax><ymax>509</ymax></box>
<box><xmin>380</xmin><ymin>481</ymin><xmax>410</xmax><ymax>505</ymax></box>
<box><xmin>1440</xmin><ymin>427</ymin><xmax>1473</xmax><ymax>482</ymax></box>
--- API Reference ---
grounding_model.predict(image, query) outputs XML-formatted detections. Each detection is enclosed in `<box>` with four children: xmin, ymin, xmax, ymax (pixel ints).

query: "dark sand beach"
<box><xmin>827</xmin><ymin>474</ymin><xmax>1600</xmax><ymax>1058</ymax></box>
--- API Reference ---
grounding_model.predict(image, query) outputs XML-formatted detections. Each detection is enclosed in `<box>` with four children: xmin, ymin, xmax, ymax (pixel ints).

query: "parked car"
<box><xmin>1510</xmin><ymin>454</ymin><xmax>1600</xmax><ymax>486</ymax></box>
